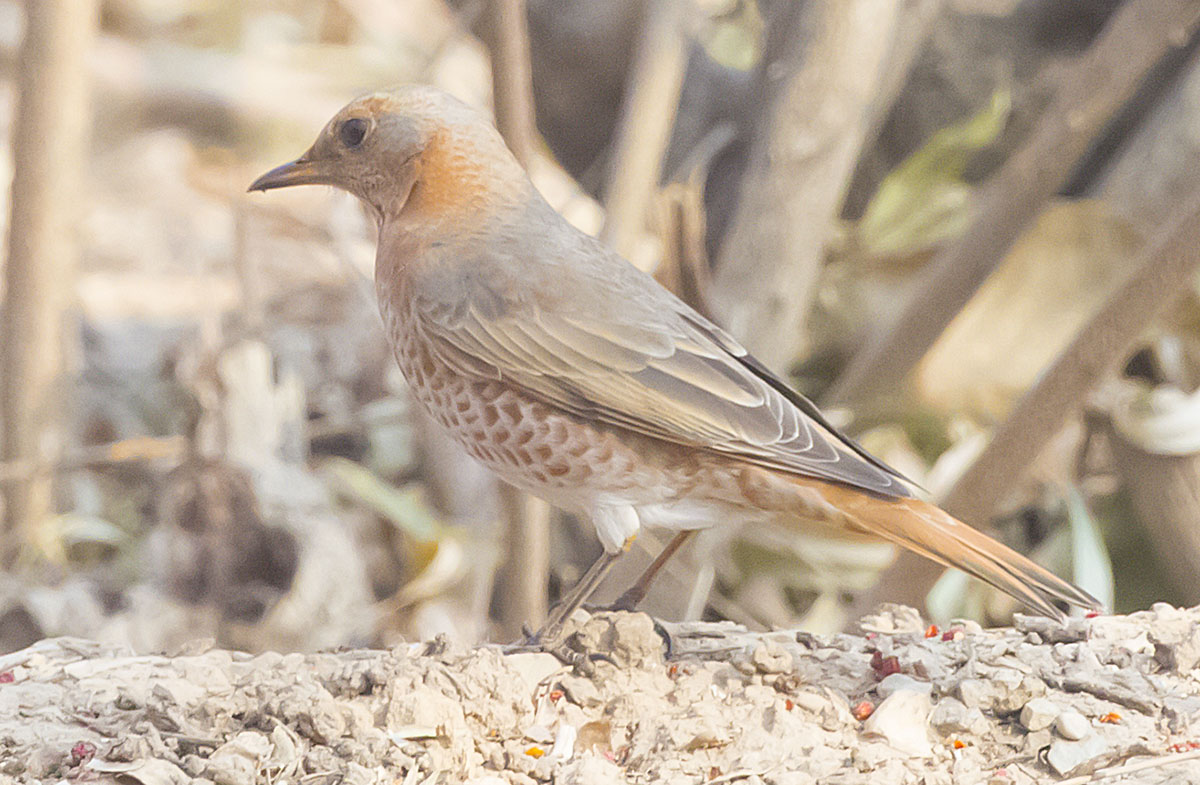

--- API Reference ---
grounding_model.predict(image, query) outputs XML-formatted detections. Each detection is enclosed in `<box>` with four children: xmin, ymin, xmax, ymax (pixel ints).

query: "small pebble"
<box><xmin>750</xmin><ymin>641</ymin><xmax>794</xmax><ymax>675</ymax></box>
<box><xmin>957</xmin><ymin>679</ymin><xmax>991</xmax><ymax>710</ymax></box>
<box><xmin>1054</xmin><ymin>711</ymin><xmax>1090</xmax><ymax>741</ymax></box>
<box><xmin>1019</xmin><ymin>697</ymin><xmax>1060</xmax><ymax>731</ymax></box>
<box><xmin>930</xmin><ymin>697</ymin><xmax>987</xmax><ymax>736</ymax></box>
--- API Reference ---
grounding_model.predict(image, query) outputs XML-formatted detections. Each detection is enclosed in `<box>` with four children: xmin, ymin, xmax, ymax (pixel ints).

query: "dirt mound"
<box><xmin>2</xmin><ymin>606</ymin><xmax>1200</xmax><ymax>784</ymax></box>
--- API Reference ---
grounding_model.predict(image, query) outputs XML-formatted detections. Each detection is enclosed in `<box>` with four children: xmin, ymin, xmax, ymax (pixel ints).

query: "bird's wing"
<box><xmin>410</xmin><ymin>243</ymin><xmax>911</xmax><ymax>499</ymax></box>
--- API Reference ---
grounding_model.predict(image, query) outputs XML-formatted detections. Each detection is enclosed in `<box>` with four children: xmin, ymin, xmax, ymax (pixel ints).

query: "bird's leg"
<box><xmin>517</xmin><ymin>538</ymin><xmax>631</xmax><ymax>650</ymax></box>
<box><xmin>610</xmin><ymin>530</ymin><xmax>695</xmax><ymax>612</ymax></box>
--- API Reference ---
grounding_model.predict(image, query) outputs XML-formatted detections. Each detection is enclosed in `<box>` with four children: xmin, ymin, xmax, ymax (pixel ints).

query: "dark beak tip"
<box><xmin>247</xmin><ymin>159</ymin><xmax>319</xmax><ymax>193</ymax></box>
<box><xmin>246</xmin><ymin>176</ymin><xmax>277</xmax><ymax>193</ymax></box>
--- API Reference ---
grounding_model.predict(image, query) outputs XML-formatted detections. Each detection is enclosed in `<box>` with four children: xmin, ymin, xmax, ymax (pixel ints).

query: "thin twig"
<box><xmin>0</xmin><ymin>436</ymin><xmax>187</xmax><ymax>485</ymax></box>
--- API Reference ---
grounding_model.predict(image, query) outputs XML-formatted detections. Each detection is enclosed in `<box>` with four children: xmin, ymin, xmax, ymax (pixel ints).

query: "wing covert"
<box><xmin>409</xmin><ymin>247</ymin><xmax>911</xmax><ymax>498</ymax></box>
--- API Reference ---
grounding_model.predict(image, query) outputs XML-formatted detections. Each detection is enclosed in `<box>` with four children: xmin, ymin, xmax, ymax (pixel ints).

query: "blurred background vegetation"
<box><xmin>2</xmin><ymin>0</ymin><xmax>1200</xmax><ymax>655</ymax></box>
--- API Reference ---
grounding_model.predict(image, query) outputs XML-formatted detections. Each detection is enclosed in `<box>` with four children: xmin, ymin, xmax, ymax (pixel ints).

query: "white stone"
<box><xmin>1054</xmin><ymin>710</ymin><xmax>1091</xmax><ymax>741</ymax></box>
<box><xmin>930</xmin><ymin>697</ymin><xmax>988</xmax><ymax>736</ymax></box>
<box><xmin>1047</xmin><ymin>735</ymin><xmax>1109</xmax><ymax>776</ymax></box>
<box><xmin>863</xmin><ymin>690</ymin><xmax>933</xmax><ymax>757</ymax></box>
<box><xmin>1019</xmin><ymin>697</ymin><xmax>1060</xmax><ymax>731</ymax></box>
<box><xmin>557</xmin><ymin>752</ymin><xmax>629</xmax><ymax>785</ymax></box>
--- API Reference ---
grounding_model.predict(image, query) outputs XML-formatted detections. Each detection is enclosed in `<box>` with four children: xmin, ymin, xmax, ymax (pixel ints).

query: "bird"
<box><xmin>250</xmin><ymin>85</ymin><xmax>1101</xmax><ymax>642</ymax></box>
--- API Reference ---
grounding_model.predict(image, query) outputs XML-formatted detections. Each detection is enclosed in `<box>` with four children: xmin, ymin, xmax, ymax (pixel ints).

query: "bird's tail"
<box><xmin>803</xmin><ymin>481</ymin><xmax>1103</xmax><ymax>620</ymax></box>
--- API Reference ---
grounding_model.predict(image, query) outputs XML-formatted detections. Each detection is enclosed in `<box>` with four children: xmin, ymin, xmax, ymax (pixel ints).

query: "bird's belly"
<box><xmin>393</xmin><ymin>335</ymin><xmax>688</xmax><ymax>509</ymax></box>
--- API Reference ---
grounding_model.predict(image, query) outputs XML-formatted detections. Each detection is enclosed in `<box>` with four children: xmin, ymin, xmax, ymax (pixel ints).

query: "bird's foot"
<box><xmin>501</xmin><ymin>623</ymin><xmax>615</xmax><ymax>674</ymax></box>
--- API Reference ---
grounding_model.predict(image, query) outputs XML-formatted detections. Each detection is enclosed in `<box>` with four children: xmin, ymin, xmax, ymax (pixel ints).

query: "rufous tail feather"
<box><xmin>828</xmin><ymin>489</ymin><xmax>1103</xmax><ymax>620</ymax></box>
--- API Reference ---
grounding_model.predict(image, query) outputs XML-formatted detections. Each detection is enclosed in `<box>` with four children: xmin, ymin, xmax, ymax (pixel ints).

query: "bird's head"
<box><xmin>249</xmin><ymin>85</ymin><xmax>529</xmax><ymax>225</ymax></box>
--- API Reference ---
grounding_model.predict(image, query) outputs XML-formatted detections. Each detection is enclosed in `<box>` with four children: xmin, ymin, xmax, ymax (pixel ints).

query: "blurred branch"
<box><xmin>481</xmin><ymin>0</ymin><xmax>550</xmax><ymax>635</ymax></box>
<box><xmin>599</xmin><ymin>0</ymin><xmax>689</xmax><ymax>260</ymax></box>
<box><xmin>711</xmin><ymin>0</ymin><xmax>913</xmax><ymax>371</ymax></box>
<box><xmin>483</xmin><ymin>0</ymin><xmax>537</xmax><ymax>167</ymax></box>
<box><xmin>653</xmin><ymin>123</ymin><xmax>739</xmax><ymax>319</ymax></box>
<box><xmin>862</xmin><ymin>179</ymin><xmax>1200</xmax><ymax>615</ymax></box>
<box><xmin>1</xmin><ymin>0</ymin><xmax>99</xmax><ymax>565</ymax></box>
<box><xmin>826</xmin><ymin>0</ymin><xmax>1200</xmax><ymax>404</ymax></box>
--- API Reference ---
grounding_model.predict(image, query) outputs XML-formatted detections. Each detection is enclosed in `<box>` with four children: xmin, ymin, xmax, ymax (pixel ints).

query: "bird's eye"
<box><xmin>339</xmin><ymin>117</ymin><xmax>369</xmax><ymax>149</ymax></box>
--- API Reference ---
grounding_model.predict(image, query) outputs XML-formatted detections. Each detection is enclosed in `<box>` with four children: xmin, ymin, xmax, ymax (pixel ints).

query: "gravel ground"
<box><xmin>2</xmin><ymin>605</ymin><xmax>1199</xmax><ymax>784</ymax></box>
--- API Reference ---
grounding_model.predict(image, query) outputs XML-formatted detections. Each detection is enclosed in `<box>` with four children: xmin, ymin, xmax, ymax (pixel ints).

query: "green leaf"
<box><xmin>856</xmin><ymin>90</ymin><xmax>1011</xmax><ymax>257</ymax></box>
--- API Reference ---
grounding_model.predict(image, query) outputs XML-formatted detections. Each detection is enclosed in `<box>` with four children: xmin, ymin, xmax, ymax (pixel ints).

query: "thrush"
<box><xmin>251</xmin><ymin>86</ymin><xmax>1101</xmax><ymax>640</ymax></box>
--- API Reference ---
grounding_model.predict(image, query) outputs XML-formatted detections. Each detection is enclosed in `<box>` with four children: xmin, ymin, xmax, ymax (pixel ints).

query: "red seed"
<box><xmin>785</xmin><ymin>699</ymin><xmax>795</xmax><ymax>711</ymax></box>
<box><xmin>925</xmin><ymin>625</ymin><xmax>939</xmax><ymax>638</ymax></box>
<box><xmin>852</xmin><ymin>700</ymin><xmax>875</xmax><ymax>721</ymax></box>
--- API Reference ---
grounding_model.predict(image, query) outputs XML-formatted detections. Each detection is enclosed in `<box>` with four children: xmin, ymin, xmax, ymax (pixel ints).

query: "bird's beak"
<box><xmin>247</xmin><ymin>157</ymin><xmax>329</xmax><ymax>192</ymax></box>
